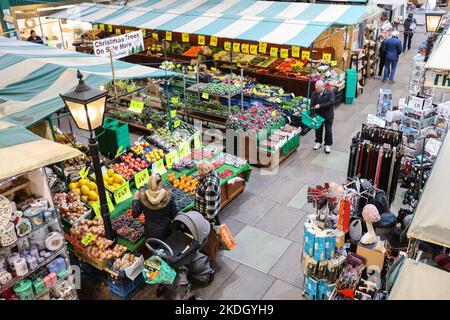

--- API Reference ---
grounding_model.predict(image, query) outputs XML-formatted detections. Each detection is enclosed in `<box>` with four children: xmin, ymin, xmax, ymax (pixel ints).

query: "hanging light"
<box><xmin>60</xmin><ymin>70</ymin><xmax>107</xmax><ymax>131</ymax></box>
<box><xmin>425</xmin><ymin>10</ymin><xmax>445</xmax><ymax>33</ymax></box>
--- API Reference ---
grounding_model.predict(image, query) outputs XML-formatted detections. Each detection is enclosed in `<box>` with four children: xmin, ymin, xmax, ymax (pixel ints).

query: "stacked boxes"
<box><xmin>95</xmin><ymin>117</ymin><xmax>131</xmax><ymax>158</ymax></box>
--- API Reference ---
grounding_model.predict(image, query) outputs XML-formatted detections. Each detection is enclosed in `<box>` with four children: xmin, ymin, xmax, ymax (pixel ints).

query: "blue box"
<box><xmin>304</xmin><ymin>224</ymin><xmax>316</xmax><ymax>257</ymax></box>
<box><xmin>318</xmin><ymin>279</ymin><xmax>328</xmax><ymax>300</ymax></box>
<box><xmin>313</xmin><ymin>233</ymin><xmax>326</xmax><ymax>262</ymax></box>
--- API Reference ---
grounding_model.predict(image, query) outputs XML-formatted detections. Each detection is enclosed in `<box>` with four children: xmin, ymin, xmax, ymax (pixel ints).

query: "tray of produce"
<box><xmin>217</xmin><ymin>153</ymin><xmax>248</xmax><ymax>168</ymax></box>
<box><xmin>212</xmin><ymin>159</ymin><xmax>224</xmax><ymax>169</ymax></box>
<box><xmin>269</xmin><ymin>59</ymin><xmax>284</xmax><ymax>69</ymax></box>
<box><xmin>111</xmin><ymin>152</ymin><xmax>149</xmax><ymax>181</ymax></box>
<box><xmin>125</xmin><ymin>208</ymin><xmax>145</xmax><ymax>223</ymax></box>
<box><xmin>167</xmin><ymin>173</ymin><xmax>198</xmax><ymax>196</ymax></box>
<box><xmin>164</xmin><ymin>183</ymin><xmax>195</xmax><ymax>211</ymax></box>
<box><xmin>53</xmin><ymin>191</ymin><xmax>92</xmax><ymax>226</ymax></box>
<box><xmin>112</xmin><ymin>214</ymin><xmax>134</xmax><ymax>231</ymax></box>
<box><xmin>190</xmin><ymin>148</ymin><xmax>218</xmax><ymax>161</ymax></box>
<box><xmin>99</xmin><ymin>167</ymin><xmax>127</xmax><ymax>193</ymax></box>
<box><xmin>116</xmin><ymin>225</ymin><xmax>144</xmax><ymax>243</ymax></box>
<box><xmin>68</xmin><ymin>177</ymin><xmax>101</xmax><ymax>207</ymax></box>
<box><xmin>256</xmin><ymin>57</ymin><xmax>278</xmax><ymax>68</ymax></box>
<box><xmin>219</xmin><ymin>169</ymin><xmax>234</xmax><ymax>179</ymax></box>
<box><xmin>147</xmin><ymin>127</ymin><xmax>188</xmax><ymax>152</ymax></box>
<box><xmin>172</xmin><ymin>159</ymin><xmax>195</xmax><ymax>172</ymax></box>
<box><xmin>182</xmin><ymin>46</ymin><xmax>203</xmax><ymax>58</ymax></box>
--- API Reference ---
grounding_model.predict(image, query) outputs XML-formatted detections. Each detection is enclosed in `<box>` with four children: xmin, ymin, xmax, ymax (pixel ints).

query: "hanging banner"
<box><xmin>107</xmin><ymin>25</ymin><xmax>113</xmax><ymax>33</ymax></box>
<box><xmin>322</xmin><ymin>53</ymin><xmax>332</xmax><ymax>62</ymax></box>
<box><xmin>93</xmin><ymin>30</ymin><xmax>144</xmax><ymax>59</ymax></box>
<box><xmin>152</xmin><ymin>33</ymin><xmax>158</xmax><ymax>40</ymax></box>
<box><xmin>182</xmin><ymin>33</ymin><xmax>189</xmax><ymax>42</ymax></box>
<box><xmin>270</xmin><ymin>47</ymin><xmax>278</xmax><ymax>57</ymax></box>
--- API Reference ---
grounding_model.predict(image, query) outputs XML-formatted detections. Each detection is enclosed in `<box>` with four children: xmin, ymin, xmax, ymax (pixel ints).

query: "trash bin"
<box><xmin>345</xmin><ymin>69</ymin><xmax>357</xmax><ymax>104</ymax></box>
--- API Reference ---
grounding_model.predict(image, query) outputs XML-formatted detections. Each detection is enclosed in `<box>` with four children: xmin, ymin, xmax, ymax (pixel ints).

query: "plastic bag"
<box><xmin>142</xmin><ymin>256</ymin><xmax>176</xmax><ymax>285</ymax></box>
<box><xmin>214</xmin><ymin>224</ymin><xmax>236</xmax><ymax>251</ymax></box>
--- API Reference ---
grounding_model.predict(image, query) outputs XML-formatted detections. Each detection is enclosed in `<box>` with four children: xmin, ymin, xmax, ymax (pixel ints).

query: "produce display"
<box><xmin>212</xmin><ymin>159</ymin><xmax>224</xmax><ymax>169</ymax></box>
<box><xmin>217</xmin><ymin>153</ymin><xmax>248</xmax><ymax>168</ymax></box>
<box><xmin>259</xmin><ymin>124</ymin><xmax>301</xmax><ymax>151</ymax></box>
<box><xmin>183</xmin><ymin>46</ymin><xmax>203</xmax><ymax>58</ymax></box>
<box><xmin>148</xmin><ymin>127</ymin><xmax>188</xmax><ymax>151</ymax></box>
<box><xmin>125</xmin><ymin>208</ymin><xmax>144</xmax><ymax>223</ymax></box>
<box><xmin>143</xmin><ymin>147</ymin><xmax>165</xmax><ymax>164</ymax></box>
<box><xmin>53</xmin><ymin>192</ymin><xmax>90</xmax><ymax>223</ymax></box>
<box><xmin>112</xmin><ymin>253</ymin><xmax>139</xmax><ymax>271</ymax></box>
<box><xmin>167</xmin><ymin>173</ymin><xmax>198</xmax><ymax>195</ymax></box>
<box><xmin>112</xmin><ymin>214</ymin><xmax>144</xmax><ymax>243</ymax></box>
<box><xmin>104</xmin><ymin>80</ymin><xmax>141</xmax><ymax>95</ymax></box>
<box><xmin>201</xmin><ymin>82</ymin><xmax>242</xmax><ymax>97</ymax></box>
<box><xmin>226</xmin><ymin>104</ymin><xmax>285</xmax><ymax>133</ymax></box>
<box><xmin>103</xmin><ymin>168</ymin><xmax>126</xmax><ymax>191</ymax></box>
<box><xmin>172</xmin><ymin>159</ymin><xmax>195</xmax><ymax>172</ymax></box>
<box><xmin>68</xmin><ymin>178</ymin><xmax>99</xmax><ymax>207</ymax></box>
<box><xmin>130</xmin><ymin>140</ymin><xmax>151</xmax><ymax>155</ymax></box>
<box><xmin>219</xmin><ymin>169</ymin><xmax>234</xmax><ymax>179</ymax></box>
<box><xmin>190</xmin><ymin>148</ymin><xmax>217</xmax><ymax>161</ymax></box>
<box><xmin>164</xmin><ymin>184</ymin><xmax>195</xmax><ymax>211</ymax></box>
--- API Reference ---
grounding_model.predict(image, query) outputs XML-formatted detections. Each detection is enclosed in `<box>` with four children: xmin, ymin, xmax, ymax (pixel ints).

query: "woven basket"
<box><xmin>0</xmin><ymin>195</ymin><xmax>12</xmax><ymax>228</ymax></box>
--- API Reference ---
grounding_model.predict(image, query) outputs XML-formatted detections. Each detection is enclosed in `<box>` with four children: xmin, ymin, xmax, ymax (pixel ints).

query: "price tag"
<box><xmin>79</xmin><ymin>166</ymin><xmax>89</xmax><ymax>179</ymax></box>
<box><xmin>99</xmin><ymin>24</ymin><xmax>105</xmax><ymax>31</ymax></box>
<box><xmin>81</xmin><ymin>232</ymin><xmax>95</xmax><ymax>246</ymax></box>
<box><xmin>128</xmin><ymin>99</ymin><xmax>144</xmax><ymax>113</ymax></box>
<box><xmin>233</xmin><ymin>42</ymin><xmax>240</xmax><ymax>53</ymax></box>
<box><xmin>134</xmin><ymin>168</ymin><xmax>149</xmax><ymax>188</ymax></box>
<box><xmin>210</xmin><ymin>36</ymin><xmax>217</xmax><ymax>46</ymax></box>
<box><xmin>178</xmin><ymin>142</ymin><xmax>191</xmax><ymax>159</ymax></box>
<box><xmin>153</xmin><ymin>159</ymin><xmax>167</xmax><ymax>175</ymax></box>
<box><xmin>272</xmin><ymin>110</ymin><xmax>277</xmax><ymax>117</ymax></box>
<box><xmin>224</xmin><ymin>41</ymin><xmax>231</xmax><ymax>51</ymax></box>
<box><xmin>182</xmin><ymin>33</ymin><xmax>189</xmax><ymax>42</ymax></box>
<box><xmin>202</xmin><ymin>92</ymin><xmax>209</xmax><ymax>100</ymax></box>
<box><xmin>331</xmin><ymin>60</ymin><xmax>337</xmax><ymax>67</ymax></box>
<box><xmin>91</xmin><ymin>201</ymin><xmax>101</xmax><ymax>218</ymax></box>
<box><xmin>146</xmin><ymin>123</ymin><xmax>153</xmax><ymax>129</ymax></box>
<box><xmin>241</xmin><ymin>43</ymin><xmax>249</xmax><ymax>54</ymax></box>
<box><xmin>198</xmin><ymin>35</ymin><xmax>205</xmax><ymax>45</ymax></box>
<box><xmin>167</xmin><ymin>149</ymin><xmax>180</xmax><ymax>167</ymax></box>
<box><xmin>115</xmin><ymin>145</ymin><xmax>123</xmax><ymax>158</ymax></box>
<box><xmin>292</xmin><ymin>46</ymin><xmax>300</xmax><ymax>58</ymax></box>
<box><xmin>166</xmin><ymin>31</ymin><xmax>172</xmax><ymax>41</ymax></box>
<box><xmin>174</xmin><ymin>119</ymin><xmax>181</xmax><ymax>128</ymax></box>
<box><xmin>322</xmin><ymin>53</ymin><xmax>332</xmax><ymax>61</ymax></box>
<box><xmin>278</xmin><ymin>88</ymin><xmax>284</xmax><ymax>95</ymax></box>
<box><xmin>193</xmin><ymin>133</ymin><xmax>201</xmax><ymax>149</ymax></box>
<box><xmin>114</xmin><ymin>182</ymin><xmax>132</xmax><ymax>204</ymax></box>
<box><xmin>270</xmin><ymin>47</ymin><xmax>278</xmax><ymax>57</ymax></box>
<box><xmin>250</xmin><ymin>44</ymin><xmax>258</xmax><ymax>55</ymax></box>
<box><xmin>106</xmin><ymin>192</ymin><xmax>114</xmax><ymax>212</ymax></box>
<box><xmin>302</xmin><ymin>51</ymin><xmax>310</xmax><ymax>60</ymax></box>
<box><xmin>107</xmin><ymin>25</ymin><xmax>113</xmax><ymax>33</ymax></box>
<box><xmin>280</xmin><ymin>48</ymin><xmax>289</xmax><ymax>59</ymax></box>
<box><xmin>152</xmin><ymin>33</ymin><xmax>158</xmax><ymax>41</ymax></box>
<box><xmin>259</xmin><ymin>42</ymin><xmax>267</xmax><ymax>53</ymax></box>
<box><xmin>211</xmin><ymin>67</ymin><xmax>217</xmax><ymax>71</ymax></box>
<box><xmin>116</xmin><ymin>29</ymin><xmax>121</xmax><ymax>35</ymax></box>
<box><xmin>171</xmin><ymin>96</ymin><xmax>179</xmax><ymax>104</ymax></box>
<box><xmin>170</xmin><ymin>110</ymin><xmax>177</xmax><ymax>118</ymax></box>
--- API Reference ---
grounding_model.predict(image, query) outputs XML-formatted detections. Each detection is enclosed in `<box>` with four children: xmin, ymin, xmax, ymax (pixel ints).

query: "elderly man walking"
<box><xmin>311</xmin><ymin>80</ymin><xmax>335</xmax><ymax>154</ymax></box>
<box><xmin>382</xmin><ymin>31</ymin><xmax>402</xmax><ymax>84</ymax></box>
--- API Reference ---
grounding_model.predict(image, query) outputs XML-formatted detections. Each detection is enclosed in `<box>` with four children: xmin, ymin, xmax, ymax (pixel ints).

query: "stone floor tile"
<box><xmin>268</xmin><ymin>242</ymin><xmax>304</xmax><ymax>288</ymax></box>
<box><xmin>262</xmin><ymin>279</ymin><xmax>306</xmax><ymax>300</ymax></box>
<box><xmin>255</xmin><ymin>203</ymin><xmax>306</xmax><ymax>238</ymax></box>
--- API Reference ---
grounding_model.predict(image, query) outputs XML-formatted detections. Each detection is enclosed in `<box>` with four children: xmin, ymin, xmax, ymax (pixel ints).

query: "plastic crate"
<box><xmin>96</xmin><ymin>118</ymin><xmax>119</xmax><ymax>156</ymax></box>
<box><xmin>108</xmin><ymin>273</ymin><xmax>145</xmax><ymax>299</ymax></box>
<box><xmin>301</xmin><ymin>110</ymin><xmax>325</xmax><ymax>130</ymax></box>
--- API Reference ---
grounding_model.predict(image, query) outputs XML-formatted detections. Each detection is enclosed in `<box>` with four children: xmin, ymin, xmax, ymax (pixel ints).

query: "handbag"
<box><xmin>214</xmin><ymin>224</ymin><xmax>236</xmax><ymax>251</ymax></box>
<box><xmin>200</xmin><ymin>229</ymin><xmax>219</xmax><ymax>260</ymax></box>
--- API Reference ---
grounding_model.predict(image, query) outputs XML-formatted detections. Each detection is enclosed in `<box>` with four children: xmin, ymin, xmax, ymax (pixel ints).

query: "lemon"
<box><xmin>87</xmin><ymin>181</ymin><xmax>97</xmax><ymax>190</ymax></box>
<box><xmin>68</xmin><ymin>182</ymin><xmax>78</xmax><ymax>190</ymax></box>
<box><xmin>78</xmin><ymin>178</ymin><xmax>88</xmax><ymax>186</ymax></box>
<box><xmin>113</xmin><ymin>174</ymin><xmax>124</xmax><ymax>184</ymax></box>
<box><xmin>81</xmin><ymin>185</ymin><xmax>90</xmax><ymax>195</ymax></box>
<box><xmin>88</xmin><ymin>190</ymin><xmax>98</xmax><ymax>201</ymax></box>
<box><xmin>112</xmin><ymin>183</ymin><xmax>121</xmax><ymax>189</ymax></box>
<box><xmin>107</xmin><ymin>169</ymin><xmax>115</xmax><ymax>177</ymax></box>
<box><xmin>81</xmin><ymin>195</ymin><xmax>89</xmax><ymax>202</ymax></box>
<box><xmin>75</xmin><ymin>188</ymin><xmax>81</xmax><ymax>195</ymax></box>
<box><xmin>88</xmin><ymin>201</ymin><xmax>97</xmax><ymax>207</ymax></box>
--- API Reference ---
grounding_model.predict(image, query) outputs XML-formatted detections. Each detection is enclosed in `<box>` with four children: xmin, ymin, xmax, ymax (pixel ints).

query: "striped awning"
<box><xmin>49</xmin><ymin>1</ymin><xmax>382</xmax><ymax>47</ymax></box>
<box><xmin>0</xmin><ymin>37</ymin><xmax>177</xmax><ymax>128</ymax></box>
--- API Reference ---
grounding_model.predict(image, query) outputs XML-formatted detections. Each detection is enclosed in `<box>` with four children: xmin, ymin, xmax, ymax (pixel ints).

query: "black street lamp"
<box><xmin>424</xmin><ymin>9</ymin><xmax>445</xmax><ymax>62</ymax></box>
<box><xmin>60</xmin><ymin>70</ymin><xmax>114</xmax><ymax>241</ymax></box>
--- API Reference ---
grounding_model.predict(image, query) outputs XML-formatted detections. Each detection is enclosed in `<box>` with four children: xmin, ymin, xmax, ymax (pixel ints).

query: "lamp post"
<box><xmin>424</xmin><ymin>9</ymin><xmax>445</xmax><ymax>62</ymax></box>
<box><xmin>60</xmin><ymin>70</ymin><xmax>114</xmax><ymax>241</ymax></box>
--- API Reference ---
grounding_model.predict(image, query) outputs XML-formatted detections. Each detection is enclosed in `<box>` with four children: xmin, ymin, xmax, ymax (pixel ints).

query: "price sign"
<box><xmin>114</xmin><ymin>182</ymin><xmax>132</xmax><ymax>204</ymax></box>
<box><xmin>134</xmin><ymin>168</ymin><xmax>149</xmax><ymax>188</ymax></box>
<box><xmin>233</xmin><ymin>42</ymin><xmax>240</xmax><ymax>53</ymax></box>
<box><xmin>173</xmin><ymin>119</ymin><xmax>181</xmax><ymax>128</ymax></box>
<box><xmin>302</xmin><ymin>51</ymin><xmax>310</xmax><ymax>60</ymax></box>
<box><xmin>116</xmin><ymin>29</ymin><xmax>121</xmax><ymax>35</ymax></box>
<box><xmin>292</xmin><ymin>46</ymin><xmax>300</xmax><ymax>58</ymax></box>
<box><xmin>166</xmin><ymin>149</ymin><xmax>179</xmax><ymax>168</ymax></box>
<box><xmin>99</xmin><ymin>24</ymin><xmax>105</xmax><ymax>31</ymax></box>
<box><xmin>106</xmin><ymin>192</ymin><xmax>114</xmax><ymax>212</ymax></box>
<box><xmin>178</xmin><ymin>142</ymin><xmax>191</xmax><ymax>159</ymax></box>
<box><xmin>331</xmin><ymin>60</ymin><xmax>337</xmax><ymax>67</ymax></box>
<box><xmin>202</xmin><ymin>92</ymin><xmax>209</xmax><ymax>100</ymax></box>
<box><xmin>79</xmin><ymin>166</ymin><xmax>89</xmax><ymax>179</ymax></box>
<box><xmin>165</xmin><ymin>31</ymin><xmax>172</xmax><ymax>41</ymax></box>
<box><xmin>270</xmin><ymin>47</ymin><xmax>278</xmax><ymax>57</ymax></box>
<box><xmin>280</xmin><ymin>48</ymin><xmax>289</xmax><ymax>59</ymax></box>
<box><xmin>182</xmin><ymin>33</ymin><xmax>189</xmax><ymax>42</ymax></box>
<box><xmin>210</xmin><ymin>36</ymin><xmax>217</xmax><ymax>46</ymax></box>
<box><xmin>271</xmin><ymin>110</ymin><xmax>277</xmax><ymax>117</ymax></box>
<box><xmin>107</xmin><ymin>25</ymin><xmax>113</xmax><ymax>33</ymax></box>
<box><xmin>170</xmin><ymin>110</ymin><xmax>177</xmax><ymax>118</ymax></box>
<box><xmin>146</xmin><ymin>123</ymin><xmax>153</xmax><ymax>129</ymax></box>
<box><xmin>211</xmin><ymin>67</ymin><xmax>217</xmax><ymax>71</ymax></box>
<box><xmin>278</xmin><ymin>88</ymin><xmax>284</xmax><ymax>95</ymax></box>
<box><xmin>81</xmin><ymin>232</ymin><xmax>95</xmax><ymax>246</ymax></box>
<box><xmin>171</xmin><ymin>96</ymin><xmax>179</xmax><ymax>104</ymax></box>
<box><xmin>91</xmin><ymin>201</ymin><xmax>101</xmax><ymax>218</ymax></box>
<box><xmin>224</xmin><ymin>41</ymin><xmax>231</xmax><ymax>51</ymax></box>
<box><xmin>198</xmin><ymin>35</ymin><xmax>205</xmax><ymax>45</ymax></box>
<box><xmin>259</xmin><ymin>42</ymin><xmax>267</xmax><ymax>53</ymax></box>
<box><xmin>241</xmin><ymin>43</ymin><xmax>249</xmax><ymax>54</ymax></box>
<box><xmin>152</xmin><ymin>33</ymin><xmax>158</xmax><ymax>41</ymax></box>
<box><xmin>193</xmin><ymin>133</ymin><xmax>201</xmax><ymax>149</ymax></box>
<box><xmin>153</xmin><ymin>159</ymin><xmax>167</xmax><ymax>175</ymax></box>
<box><xmin>250</xmin><ymin>44</ymin><xmax>258</xmax><ymax>55</ymax></box>
<box><xmin>115</xmin><ymin>145</ymin><xmax>123</xmax><ymax>158</ymax></box>
<box><xmin>322</xmin><ymin>53</ymin><xmax>332</xmax><ymax>62</ymax></box>
<box><xmin>128</xmin><ymin>99</ymin><xmax>144</xmax><ymax>113</ymax></box>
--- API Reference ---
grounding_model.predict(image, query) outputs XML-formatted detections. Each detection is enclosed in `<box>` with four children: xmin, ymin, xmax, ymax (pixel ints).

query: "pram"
<box><xmin>145</xmin><ymin>210</ymin><xmax>214</xmax><ymax>300</ymax></box>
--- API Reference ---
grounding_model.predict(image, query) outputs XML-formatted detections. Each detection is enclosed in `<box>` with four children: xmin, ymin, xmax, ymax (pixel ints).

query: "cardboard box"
<box><xmin>356</xmin><ymin>242</ymin><xmax>385</xmax><ymax>270</ymax></box>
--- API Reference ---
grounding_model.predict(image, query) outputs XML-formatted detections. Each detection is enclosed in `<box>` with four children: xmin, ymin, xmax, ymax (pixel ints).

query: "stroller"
<box><xmin>145</xmin><ymin>210</ymin><xmax>214</xmax><ymax>300</ymax></box>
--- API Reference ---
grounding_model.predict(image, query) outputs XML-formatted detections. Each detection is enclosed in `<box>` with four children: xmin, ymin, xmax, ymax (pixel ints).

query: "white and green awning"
<box><xmin>49</xmin><ymin>1</ymin><xmax>383</xmax><ymax>47</ymax></box>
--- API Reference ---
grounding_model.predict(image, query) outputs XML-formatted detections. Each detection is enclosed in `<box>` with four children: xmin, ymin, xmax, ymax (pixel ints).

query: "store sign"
<box><xmin>367</xmin><ymin>114</ymin><xmax>386</xmax><ymax>128</ymax></box>
<box><xmin>292</xmin><ymin>46</ymin><xmax>300</xmax><ymax>58</ymax></box>
<box><xmin>241</xmin><ymin>43</ymin><xmax>249</xmax><ymax>54</ymax></box>
<box><xmin>424</xmin><ymin>71</ymin><xmax>450</xmax><ymax>89</ymax></box>
<box><xmin>128</xmin><ymin>99</ymin><xmax>144</xmax><ymax>113</ymax></box>
<box><xmin>134</xmin><ymin>168</ymin><xmax>149</xmax><ymax>188</ymax></box>
<box><xmin>210</xmin><ymin>36</ymin><xmax>218</xmax><ymax>46</ymax></box>
<box><xmin>2</xmin><ymin>14</ymin><xmax>15</xmax><ymax>24</ymax></box>
<box><xmin>198</xmin><ymin>35</ymin><xmax>205</xmax><ymax>45</ymax></box>
<box><xmin>93</xmin><ymin>30</ymin><xmax>144</xmax><ymax>59</ymax></box>
<box><xmin>114</xmin><ymin>182</ymin><xmax>132</xmax><ymax>204</ymax></box>
<box><xmin>166</xmin><ymin>31</ymin><xmax>172</xmax><ymax>41</ymax></box>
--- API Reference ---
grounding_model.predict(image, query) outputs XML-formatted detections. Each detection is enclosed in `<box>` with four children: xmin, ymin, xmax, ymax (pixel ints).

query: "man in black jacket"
<box><xmin>403</xmin><ymin>13</ymin><xmax>417</xmax><ymax>52</ymax></box>
<box><xmin>311</xmin><ymin>80</ymin><xmax>335</xmax><ymax>154</ymax></box>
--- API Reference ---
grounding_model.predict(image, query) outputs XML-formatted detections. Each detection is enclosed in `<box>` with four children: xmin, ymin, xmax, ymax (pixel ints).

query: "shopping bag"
<box><xmin>214</xmin><ymin>224</ymin><xmax>236</xmax><ymax>251</ymax></box>
<box><xmin>200</xmin><ymin>229</ymin><xmax>219</xmax><ymax>260</ymax></box>
<box><xmin>142</xmin><ymin>256</ymin><xmax>177</xmax><ymax>285</ymax></box>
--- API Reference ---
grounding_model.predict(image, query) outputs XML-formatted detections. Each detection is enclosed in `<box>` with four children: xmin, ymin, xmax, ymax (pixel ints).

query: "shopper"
<box><xmin>312</xmin><ymin>80</ymin><xmax>335</xmax><ymax>154</ymax></box>
<box><xmin>132</xmin><ymin>173</ymin><xmax>178</xmax><ymax>240</ymax></box>
<box><xmin>198</xmin><ymin>64</ymin><xmax>212</xmax><ymax>83</ymax></box>
<box><xmin>195</xmin><ymin>160</ymin><xmax>221</xmax><ymax>225</ymax></box>
<box><xmin>383</xmin><ymin>31</ymin><xmax>402</xmax><ymax>84</ymax></box>
<box><xmin>403</xmin><ymin>13</ymin><xmax>417</xmax><ymax>52</ymax></box>
<box><xmin>27</xmin><ymin>30</ymin><xmax>43</xmax><ymax>45</ymax></box>
<box><xmin>377</xmin><ymin>35</ymin><xmax>386</xmax><ymax>78</ymax></box>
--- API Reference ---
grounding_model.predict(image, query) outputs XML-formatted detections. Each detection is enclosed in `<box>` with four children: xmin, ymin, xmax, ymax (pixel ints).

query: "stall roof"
<box><xmin>0</xmin><ymin>37</ymin><xmax>177</xmax><ymax>128</ymax></box>
<box><xmin>389</xmin><ymin>258</ymin><xmax>450</xmax><ymax>300</ymax></box>
<box><xmin>407</xmin><ymin>133</ymin><xmax>450</xmax><ymax>248</ymax></box>
<box><xmin>49</xmin><ymin>1</ymin><xmax>382</xmax><ymax>47</ymax></box>
<box><xmin>425</xmin><ymin>29</ymin><xmax>450</xmax><ymax>71</ymax></box>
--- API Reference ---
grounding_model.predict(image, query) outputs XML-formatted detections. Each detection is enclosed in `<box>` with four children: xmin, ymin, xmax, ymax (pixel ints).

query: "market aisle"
<box><xmin>195</xmin><ymin>31</ymin><xmax>425</xmax><ymax>300</ymax></box>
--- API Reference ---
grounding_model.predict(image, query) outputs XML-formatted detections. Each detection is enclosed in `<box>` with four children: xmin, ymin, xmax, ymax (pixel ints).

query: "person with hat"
<box><xmin>383</xmin><ymin>31</ymin><xmax>403</xmax><ymax>84</ymax></box>
<box><xmin>132</xmin><ymin>173</ymin><xmax>178</xmax><ymax>240</ymax></box>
